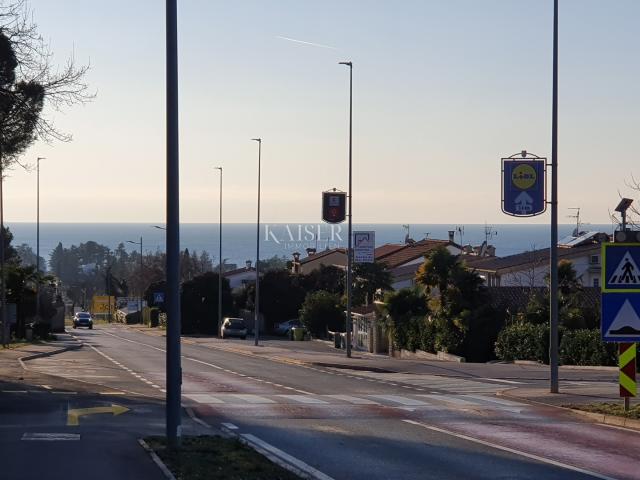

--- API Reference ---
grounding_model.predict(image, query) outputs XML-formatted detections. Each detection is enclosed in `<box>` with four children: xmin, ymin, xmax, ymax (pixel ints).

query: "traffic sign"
<box><xmin>353</xmin><ymin>231</ymin><xmax>375</xmax><ymax>263</ymax></box>
<box><xmin>619</xmin><ymin>343</ymin><xmax>637</xmax><ymax>398</ymax></box>
<box><xmin>601</xmin><ymin>293</ymin><xmax>640</xmax><ymax>342</ymax></box>
<box><xmin>501</xmin><ymin>158</ymin><xmax>546</xmax><ymax>217</ymax></box>
<box><xmin>602</xmin><ymin>243</ymin><xmax>640</xmax><ymax>293</ymax></box>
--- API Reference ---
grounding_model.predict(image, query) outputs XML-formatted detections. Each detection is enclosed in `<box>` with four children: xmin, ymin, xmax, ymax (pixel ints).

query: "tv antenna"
<box><xmin>456</xmin><ymin>226</ymin><xmax>465</xmax><ymax>245</ymax></box>
<box><xmin>567</xmin><ymin>207</ymin><xmax>582</xmax><ymax>236</ymax></box>
<box><xmin>484</xmin><ymin>223</ymin><xmax>498</xmax><ymax>243</ymax></box>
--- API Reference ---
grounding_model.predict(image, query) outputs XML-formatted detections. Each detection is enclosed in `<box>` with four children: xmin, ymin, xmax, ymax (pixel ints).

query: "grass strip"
<box><xmin>145</xmin><ymin>435</ymin><xmax>301</xmax><ymax>480</ymax></box>
<box><xmin>565</xmin><ymin>402</ymin><xmax>640</xmax><ymax>420</ymax></box>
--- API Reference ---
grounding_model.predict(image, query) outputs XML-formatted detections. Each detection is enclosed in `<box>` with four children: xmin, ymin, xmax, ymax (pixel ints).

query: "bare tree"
<box><xmin>0</xmin><ymin>0</ymin><xmax>93</xmax><ymax>168</ymax></box>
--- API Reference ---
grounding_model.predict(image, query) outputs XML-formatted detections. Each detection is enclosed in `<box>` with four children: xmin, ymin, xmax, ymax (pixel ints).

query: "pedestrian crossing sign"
<box><xmin>602</xmin><ymin>243</ymin><xmax>640</xmax><ymax>293</ymax></box>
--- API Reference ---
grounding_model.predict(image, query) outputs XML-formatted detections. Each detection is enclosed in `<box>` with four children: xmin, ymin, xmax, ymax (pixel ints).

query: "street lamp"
<box><xmin>36</xmin><ymin>156</ymin><xmax>45</xmax><ymax>320</ymax></box>
<box><xmin>339</xmin><ymin>61</ymin><xmax>353</xmax><ymax>358</ymax></box>
<box><xmin>214</xmin><ymin>166</ymin><xmax>223</xmax><ymax>337</ymax></box>
<box><xmin>251</xmin><ymin>138</ymin><xmax>261</xmax><ymax>347</ymax></box>
<box><xmin>127</xmin><ymin>237</ymin><xmax>143</xmax><ymax>315</ymax></box>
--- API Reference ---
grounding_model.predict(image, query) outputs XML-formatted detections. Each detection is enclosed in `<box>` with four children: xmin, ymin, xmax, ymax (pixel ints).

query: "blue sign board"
<box><xmin>153</xmin><ymin>292</ymin><xmax>165</xmax><ymax>303</ymax></box>
<box><xmin>602</xmin><ymin>243</ymin><xmax>640</xmax><ymax>293</ymax></box>
<box><xmin>501</xmin><ymin>159</ymin><xmax>546</xmax><ymax>217</ymax></box>
<box><xmin>601</xmin><ymin>293</ymin><xmax>640</xmax><ymax>342</ymax></box>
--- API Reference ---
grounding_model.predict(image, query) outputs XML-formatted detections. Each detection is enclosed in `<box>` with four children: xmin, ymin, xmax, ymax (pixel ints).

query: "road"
<box><xmin>13</xmin><ymin>324</ymin><xmax>640</xmax><ymax>480</ymax></box>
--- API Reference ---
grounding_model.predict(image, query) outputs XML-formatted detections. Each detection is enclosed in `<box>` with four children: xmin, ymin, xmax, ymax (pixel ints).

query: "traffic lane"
<box><xmin>98</xmin><ymin>326</ymin><xmax>505</xmax><ymax>397</ymax></box>
<box><xmin>185</xmin><ymin>333</ymin><xmax>618</xmax><ymax>383</ymax></box>
<box><xmin>220</xmin><ymin>416</ymin><xmax>599</xmax><ymax>480</ymax></box>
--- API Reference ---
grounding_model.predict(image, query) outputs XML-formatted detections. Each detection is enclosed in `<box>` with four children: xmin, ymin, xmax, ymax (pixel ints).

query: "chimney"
<box><xmin>245</xmin><ymin>260</ymin><xmax>252</xmax><ymax>269</ymax></box>
<box><xmin>306</xmin><ymin>247</ymin><xmax>316</xmax><ymax>256</ymax></box>
<box><xmin>448</xmin><ymin>230</ymin><xmax>455</xmax><ymax>242</ymax></box>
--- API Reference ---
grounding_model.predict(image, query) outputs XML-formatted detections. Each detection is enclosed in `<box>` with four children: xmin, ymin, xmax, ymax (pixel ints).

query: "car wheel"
<box><xmin>73</xmin><ymin>324</ymin><xmax>77</xmax><ymax>329</ymax></box>
<box><xmin>221</xmin><ymin>334</ymin><xmax>225</xmax><ymax>339</ymax></box>
<box><xmin>89</xmin><ymin>325</ymin><xmax>93</xmax><ymax>330</ymax></box>
<box><xmin>241</xmin><ymin>336</ymin><xmax>246</xmax><ymax>340</ymax></box>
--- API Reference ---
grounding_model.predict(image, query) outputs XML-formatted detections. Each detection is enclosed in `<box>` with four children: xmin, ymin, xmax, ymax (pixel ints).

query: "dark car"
<box><xmin>221</xmin><ymin>317</ymin><xmax>247</xmax><ymax>339</ymax></box>
<box><xmin>73</xmin><ymin>312</ymin><xmax>93</xmax><ymax>329</ymax></box>
<box><xmin>274</xmin><ymin>319</ymin><xmax>302</xmax><ymax>336</ymax></box>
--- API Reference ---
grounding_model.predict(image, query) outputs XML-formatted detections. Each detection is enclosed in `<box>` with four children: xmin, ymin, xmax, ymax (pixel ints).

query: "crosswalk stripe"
<box><xmin>462</xmin><ymin>394</ymin><xmax>526</xmax><ymax>407</ymax></box>
<box><xmin>184</xmin><ymin>393</ymin><xmax>224</xmax><ymax>404</ymax></box>
<box><xmin>325</xmin><ymin>394</ymin><xmax>380</xmax><ymax>405</ymax></box>
<box><xmin>278</xmin><ymin>395</ymin><xmax>328</xmax><ymax>404</ymax></box>
<box><xmin>231</xmin><ymin>394</ymin><xmax>275</xmax><ymax>404</ymax></box>
<box><xmin>369</xmin><ymin>395</ymin><xmax>429</xmax><ymax>406</ymax></box>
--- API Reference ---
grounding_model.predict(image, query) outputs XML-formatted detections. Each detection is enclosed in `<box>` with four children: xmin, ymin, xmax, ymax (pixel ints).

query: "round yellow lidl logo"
<box><xmin>512</xmin><ymin>164</ymin><xmax>537</xmax><ymax>190</ymax></box>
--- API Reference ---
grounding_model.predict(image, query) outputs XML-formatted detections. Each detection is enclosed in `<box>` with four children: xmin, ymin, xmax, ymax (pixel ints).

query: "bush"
<box><xmin>299</xmin><ymin>291</ymin><xmax>344</xmax><ymax>337</ymax></box>
<box><xmin>560</xmin><ymin>329</ymin><xmax>617</xmax><ymax>366</ymax></box>
<box><xmin>495</xmin><ymin>322</ymin><xmax>549</xmax><ymax>363</ymax></box>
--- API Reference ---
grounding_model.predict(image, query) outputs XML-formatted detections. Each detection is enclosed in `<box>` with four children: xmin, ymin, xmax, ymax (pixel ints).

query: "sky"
<box><xmin>3</xmin><ymin>0</ymin><xmax>640</xmax><ymax>225</ymax></box>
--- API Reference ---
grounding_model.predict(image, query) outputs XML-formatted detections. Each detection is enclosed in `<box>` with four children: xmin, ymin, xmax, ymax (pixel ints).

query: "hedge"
<box><xmin>559</xmin><ymin>329</ymin><xmax>617</xmax><ymax>366</ymax></box>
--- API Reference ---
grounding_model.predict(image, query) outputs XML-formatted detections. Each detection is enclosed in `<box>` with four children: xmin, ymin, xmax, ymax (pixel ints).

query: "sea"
<box><xmin>7</xmin><ymin>222</ymin><xmax>616</xmax><ymax>269</ymax></box>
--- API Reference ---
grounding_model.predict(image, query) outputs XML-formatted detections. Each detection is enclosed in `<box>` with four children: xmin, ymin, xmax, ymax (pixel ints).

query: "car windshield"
<box><xmin>77</xmin><ymin>313</ymin><xmax>91</xmax><ymax>318</ymax></box>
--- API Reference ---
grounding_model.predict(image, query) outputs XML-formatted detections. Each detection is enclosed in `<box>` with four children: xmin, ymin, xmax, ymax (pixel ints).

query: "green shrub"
<box><xmin>299</xmin><ymin>290</ymin><xmax>344</xmax><ymax>337</ymax></box>
<box><xmin>559</xmin><ymin>329</ymin><xmax>617</xmax><ymax>366</ymax></box>
<box><xmin>495</xmin><ymin>322</ymin><xmax>549</xmax><ymax>363</ymax></box>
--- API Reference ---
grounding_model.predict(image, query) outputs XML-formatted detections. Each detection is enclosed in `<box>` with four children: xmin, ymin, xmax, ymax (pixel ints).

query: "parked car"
<box><xmin>274</xmin><ymin>319</ymin><xmax>302</xmax><ymax>336</ymax></box>
<box><xmin>221</xmin><ymin>317</ymin><xmax>247</xmax><ymax>339</ymax></box>
<box><xmin>73</xmin><ymin>312</ymin><xmax>93</xmax><ymax>329</ymax></box>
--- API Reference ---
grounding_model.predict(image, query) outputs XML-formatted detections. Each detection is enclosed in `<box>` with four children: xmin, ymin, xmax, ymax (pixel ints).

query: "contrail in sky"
<box><xmin>276</xmin><ymin>35</ymin><xmax>337</xmax><ymax>50</ymax></box>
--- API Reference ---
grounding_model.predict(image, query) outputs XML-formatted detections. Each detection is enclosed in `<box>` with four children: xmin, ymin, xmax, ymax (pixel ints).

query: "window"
<box><xmin>593</xmin><ymin>278</ymin><xmax>600</xmax><ymax>288</ymax></box>
<box><xmin>590</xmin><ymin>255</ymin><xmax>599</xmax><ymax>265</ymax></box>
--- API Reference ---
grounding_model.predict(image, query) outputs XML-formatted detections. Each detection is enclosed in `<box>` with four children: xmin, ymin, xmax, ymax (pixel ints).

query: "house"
<box><xmin>376</xmin><ymin>238</ymin><xmax>463</xmax><ymax>289</ymax></box>
<box><xmin>291</xmin><ymin>248</ymin><xmax>347</xmax><ymax>275</ymax></box>
<box><xmin>463</xmin><ymin>232</ymin><xmax>609</xmax><ymax>288</ymax></box>
<box><xmin>223</xmin><ymin>260</ymin><xmax>257</xmax><ymax>291</ymax></box>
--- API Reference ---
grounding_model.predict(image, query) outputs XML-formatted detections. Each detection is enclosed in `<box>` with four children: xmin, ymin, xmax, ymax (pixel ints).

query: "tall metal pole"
<box><xmin>549</xmin><ymin>0</ymin><xmax>559</xmax><ymax>394</ymax></box>
<box><xmin>215</xmin><ymin>167</ymin><xmax>223</xmax><ymax>337</ymax></box>
<box><xmin>165</xmin><ymin>0</ymin><xmax>182</xmax><ymax>447</ymax></box>
<box><xmin>36</xmin><ymin>157</ymin><xmax>44</xmax><ymax>320</ymax></box>
<box><xmin>252</xmin><ymin>139</ymin><xmax>261</xmax><ymax>346</ymax></box>
<box><xmin>0</xmin><ymin>150</ymin><xmax>6</xmax><ymax>346</ymax></box>
<box><xmin>339</xmin><ymin>61</ymin><xmax>353</xmax><ymax>358</ymax></box>
<box><xmin>139</xmin><ymin>236</ymin><xmax>143</xmax><ymax>315</ymax></box>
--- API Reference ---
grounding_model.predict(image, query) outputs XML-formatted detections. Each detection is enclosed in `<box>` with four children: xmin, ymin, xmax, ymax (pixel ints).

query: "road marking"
<box><xmin>183</xmin><ymin>393</ymin><xmax>224</xmax><ymax>404</ymax></box>
<box><xmin>369</xmin><ymin>395</ymin><xmax>428</xmax><ymax>406</ymax></box>
<box><xmin>462</xmin><ymin>394</ymin><xmax>526</xmax><ymax>407</ymax></box>
<box><xmin>325</xmin><ymin>394</ymin><xmax>380</xmax><ymax>405</ymax></box>
<box><xmin>231</xmin><ymin>394</ymin><xmax>275</xmax><ymax>404</ymax></box>
<box><xmin>481</xmin><ymin>378</ymin><xmax>526</xmax><ymax>385</ymax></box>
<box><xmin>22</xmin><ymin>433</ymin><xmax>80</xmax><ymax>441</ymax></box>
<box><xmin>67</xmin><ymin>404</ymin><xmax>130</xmax><ymax>426</ymax></box>
<box><xmin>99</xmin><ymin>391</ymin><xmax>127</xmax><ymax>395</ymax></box>
<box><xmin>278</xmin><ymin>395</ymin><xmax>328</xmax><ymax>404</ymax></box>
<box><xmin>418</xmin><ymin>394</ymin><xmax>479</xmax><ymax>407</ymax></box>
<box><xmin>221</xmin><ymin>422</ymin><xmax>238</xmax><ymax>430</ymax></box>
<box><xmin>51</xmin><ymin>391</ymin><xmax>77</xmax><ymax>395</ymax></box>
<box><xmin>403</xmin><ymin>420</ymin><xmax>618</xmax><ymax>480</ymax></box>
<box><xmin>40</xmin><ymin>385</ymin><xmax>52</xmax><ymax>390</ymax></box>
<box><xmin>2</xmin><ymin>390</ymin><xmax>28</xmax><ymax>393</ymax></box>
<box><xmin>241</xmin><ymin>433</ymin><xmax>335</xmax><ymax>480</ymax></box>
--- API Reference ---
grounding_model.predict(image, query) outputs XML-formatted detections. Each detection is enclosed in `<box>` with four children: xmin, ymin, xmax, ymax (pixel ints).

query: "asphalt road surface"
<box><xmin>16</xmin><ymin>325</ymin><xmax>640</xmax><ymax>480</ymax></box>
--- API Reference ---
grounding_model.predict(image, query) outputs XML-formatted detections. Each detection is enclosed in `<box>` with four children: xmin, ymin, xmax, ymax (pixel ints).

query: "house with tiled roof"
<box><xmin>463</xmin><ymin>232</ymin><xmax>609</xmax><ymax>288</ymax></box>
<box><xmin>291</xmin><ymin>248</ymin><xmax>347</xmax><ymax>275</ymax></box>
<box><xmin>223</xmin><ymin>261</ymin><xmax>257</xmax><ymax>291</ymax></box>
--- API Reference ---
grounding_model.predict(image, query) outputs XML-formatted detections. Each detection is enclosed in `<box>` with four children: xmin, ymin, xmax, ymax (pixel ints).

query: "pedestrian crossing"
<box><xmin>182</xmin><ymin>392</ymin><xmax>527</xmax><ymax>411</ymax></box>
<box><xmin>330</xmin><ymin>371</ymin><xmax>509</xmax><ymax>394</ymax></box>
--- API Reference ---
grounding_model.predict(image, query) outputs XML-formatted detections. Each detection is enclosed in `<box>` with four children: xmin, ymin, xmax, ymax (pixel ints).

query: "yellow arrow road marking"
<box><xmin>67</xmin><ymin>404</ymin><xmax>129</xmax><ymax>426</ymax></box>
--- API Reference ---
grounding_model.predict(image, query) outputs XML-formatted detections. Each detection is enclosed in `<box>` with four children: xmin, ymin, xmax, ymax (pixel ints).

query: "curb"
<box><xmin>138</xmin><ymin>439</ymin><xmax>177</xmax><ymax>480</ymax></box>
<box><xmin>497</xmin><ymin>389</ymin><xmax>640</xmax><ymax>432</ymax></box>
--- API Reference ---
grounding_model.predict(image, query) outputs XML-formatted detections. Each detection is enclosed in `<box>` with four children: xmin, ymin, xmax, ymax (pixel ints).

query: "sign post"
<box><xmin>601</xmin><ymin>241</ymin><xmax>640</xmax><ymax>411</ymax></box>
<box><xmin>353</xmin><ymin>231</ymin><xmax>375</xmax><ymax>263</ymax></box>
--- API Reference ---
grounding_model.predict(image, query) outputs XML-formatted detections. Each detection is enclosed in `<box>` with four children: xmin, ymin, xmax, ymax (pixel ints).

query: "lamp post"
<box><xmin>36</xmin><ymin>157</ymin><xmax>45</xmax><ymax>320</ymax></box>
<box><xmin>251</xmin><ymin>138</ymin><xmax>261</xmax><ymax>347</ymax></box>
<box><xmin>214</xmin><ymin>166</ymin><xmax>223</xmax><ymax>337</ymax></box>
<box><xmin>0</xmin><ymin>150</ymin><xmax>5</xmax><ymax>346</ymax></box>
<box><xmin>127</xmin><ymin>237</ymin><xmax>143</xmax><ymax>315</ymax></box>
<box><xmin>166</xmin><ymin>0</ymin><xmax>181</xmax><ymax>447</ymax></box>
<box><xmin>549</xmin><ymin>0</ymin><xmax>559</xmax><ymax>394</ymax></box>
<box><xmin>339</xmin><ymin>61</ymin><xmax>353</xmax><ymax>358</ymax></box>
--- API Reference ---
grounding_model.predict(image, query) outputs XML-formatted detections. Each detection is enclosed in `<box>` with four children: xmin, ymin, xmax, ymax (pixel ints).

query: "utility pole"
<box><xmin>339</xmin><ymin>61</ymin><xmax>353</xmax><ymax>358</ymax></box>
<box><xmin>36</xmin><ymin>157</ymin><xmax>45</xmax><ymax>320</ymax></box>
<box><xmin>549</xmin><ymin>0</ymin><xmax>560</xmax><ymax>394</ymax></box>
<box><xmin>165</xmin><ymin>0</ymin><xmax>182</xmax><ymax>447</ymax></box>
<box><xmin>215</xmin><ymin>166</ymin><xmax>223</xmax><ymax>337</ymax></box>
<box><xmin>0</xmin><ymin>149</ymin><xmax>6</xmax><ymax>346</ymax></box>
<box><xmin>251</xmin><ymin>138</ymin><xmax>261</xmax><ymax>347</ymax></box>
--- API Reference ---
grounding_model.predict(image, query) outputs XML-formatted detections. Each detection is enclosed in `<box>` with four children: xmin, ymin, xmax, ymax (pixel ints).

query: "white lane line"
<box><xmin>403</xmin><ymin>420</ymin><xmax>617</xmax><ymax>480</ymax></box>
<box><xmin>418</xmin><ymin>394</ymin><xmax>480</xmax><ymax>407</ymax></box>
<box><xmin>221</xmin><ymin>422</ymin><xmax>238</xmax><ymax>430</ymax></box>
<box><xmin>231</xmin><ymin>394</ymin><xmax>276</xmax><ymax>404</ymax></box>
<box><xmin>369</xmin><ymin>395</ymin><xmax>428</xmax><ymax>406</ymax></box>
<box><xmin>481</xmin><ymin>378</ymin><xmax>526</xmax><ymax>385</ymax></box>
<box><xmin>40</xmin><ymin>385</ymin><xmax>52</xmax><ymax>390</ymax></box>
<box><xmin>22</xmin><ymin>433</ymin><xmax>80</xmax><ymax>441</ymax></box>
<box><xmin>325</xmin><ymin>394</ymin><xmax>380</xmax><ymax>405</ymax></box>
<box><xmin>241</xmin><ymin>433</ymin><xmax>335</xmax><ymax>480</ymax></box>
<box><xmin>2</xmin><ymin>390</ymin><xmax>28</xmax><ymax>394</ymax></box>
<box><xmin>99</xmin><ymin>391</ymin><xmax>127</xmax><ymax>395</ymax></box>
<box><xmin>51</xmin><ymin>391</ymin><xmax>77</xmax><ymax>395</ymax></box>
<box><xmin>278</xmin><ymin>395</ymin><xmax>328</xmax><ymax>404</ymax></box>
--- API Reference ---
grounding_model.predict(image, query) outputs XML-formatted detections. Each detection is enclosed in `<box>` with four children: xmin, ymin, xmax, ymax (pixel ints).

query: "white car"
<box><xmin>221</xmin><ymin>317</ymin><xmax>247</xmax><ymax>339</ymax></box>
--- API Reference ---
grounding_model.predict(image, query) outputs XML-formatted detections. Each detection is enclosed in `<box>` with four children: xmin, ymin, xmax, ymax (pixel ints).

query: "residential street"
<box><xmin>2</xmin><ymin>324</ymin><xmax>635</xmax><ymax>480</ymax></box>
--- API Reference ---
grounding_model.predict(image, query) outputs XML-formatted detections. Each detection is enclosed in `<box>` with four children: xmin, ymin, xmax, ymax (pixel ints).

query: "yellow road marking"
<box><xmin>67</xmin><ymin>404</ymin><xmax>129</xmax><ymax>426</ymax></box>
